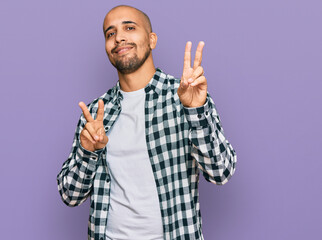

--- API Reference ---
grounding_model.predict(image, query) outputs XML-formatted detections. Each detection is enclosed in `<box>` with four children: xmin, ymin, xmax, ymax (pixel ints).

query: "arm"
<box><xmin>56</xmin><ymin>115</ymin><xmax>104</xmax><ymax>206</ymax></box>
<box><xmin>183</xmin><ymin>93</ymin><xmax>237</xmax><ymax>185</ymax></box>
<box><xmin>57</xmin><ymin>99</ymin><xmax>107</xmax><ymax>206</ymax></box>
<box><xmin>177</xmin><ymin>41</ymin><xmax>237</xmax><ymax>185</ymax></box>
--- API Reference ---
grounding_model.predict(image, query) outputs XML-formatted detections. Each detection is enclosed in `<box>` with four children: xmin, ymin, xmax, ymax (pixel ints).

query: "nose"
<box><xmin>115</xmin><ymin>29</ymin><xmax>127</xmax><ymax>44</ymax></box>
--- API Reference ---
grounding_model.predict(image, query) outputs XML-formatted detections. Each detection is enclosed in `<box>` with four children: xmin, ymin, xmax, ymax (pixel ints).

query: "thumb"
<box><xmin>97</xmin><ymin>127</ymin><xmax>108</xmax><ymax>143</ymax></box>
<box><xmin>177</xmin><ymin>78</ymin><xmax>188</xmax><ymax>97</ymax></box>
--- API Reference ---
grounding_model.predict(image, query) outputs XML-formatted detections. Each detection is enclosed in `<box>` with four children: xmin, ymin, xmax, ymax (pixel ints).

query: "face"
<box><xmin>103</xmin><ymin>7</ymin><xmax>155</xmax><ymax>74</ymax></box>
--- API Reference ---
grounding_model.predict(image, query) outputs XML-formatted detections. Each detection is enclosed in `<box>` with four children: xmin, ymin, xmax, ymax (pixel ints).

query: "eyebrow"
<box><xmin>104</xmin><ymin>21</ymin><xmax>138</xmax><ymax>36</ymax></box>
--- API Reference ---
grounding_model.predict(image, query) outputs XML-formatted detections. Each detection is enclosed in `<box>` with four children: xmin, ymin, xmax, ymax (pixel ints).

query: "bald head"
<box><xmin>103</xmin><ymin>5</ymin><xmax>152</xmax><ymax>36</ymax></box>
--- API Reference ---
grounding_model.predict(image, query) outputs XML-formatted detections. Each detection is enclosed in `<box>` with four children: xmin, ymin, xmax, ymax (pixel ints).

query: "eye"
<box><xmin>106</xmin><ymin>32</ymin><xmax>115</xmax><ymax>38</ymax></box>
<box><xmin>127</xmin><ymin>26</ymin><xmax>135</xmax><ymax>30</ymax></box>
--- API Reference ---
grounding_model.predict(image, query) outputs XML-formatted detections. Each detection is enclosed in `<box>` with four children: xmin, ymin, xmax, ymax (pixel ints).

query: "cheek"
<box><xmin>137</xmin><ymin>37</ymin><xmax>150</xmax><ymax>52</ymax></box>
<box><xmin>105</xmin><ymin>43</ymin><xmax>114</xmax><ymax>56</ymax></box>
<box><xmin>105</xmin><ymin>42</ymin><xmax>110</xmax><ymax>52</ymax></box>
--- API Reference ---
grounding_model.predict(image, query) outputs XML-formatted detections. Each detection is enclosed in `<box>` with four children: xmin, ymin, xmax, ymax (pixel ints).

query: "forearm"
<box><xmin>184</xmin><ymin>93</ymin><xmax>237</xmax><ymax>185</ymax></box>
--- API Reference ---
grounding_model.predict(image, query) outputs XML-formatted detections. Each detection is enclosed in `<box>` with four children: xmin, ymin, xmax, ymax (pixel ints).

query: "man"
<box><xmin>57</xmin><ymin>5</ymin><xmax>237</xmax><ymax>240</ymax></box>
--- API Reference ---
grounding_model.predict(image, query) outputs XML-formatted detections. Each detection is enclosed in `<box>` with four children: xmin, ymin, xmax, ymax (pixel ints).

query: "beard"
<box><xmin>111</xmin><ymin>43</ymin><xmax>151</xmax><ymax>74</ymax></box>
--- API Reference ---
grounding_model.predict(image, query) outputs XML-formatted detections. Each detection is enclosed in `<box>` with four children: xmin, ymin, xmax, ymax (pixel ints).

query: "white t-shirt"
<box><xmin>105</xmin><ymin>87</ymin><xmax>164</xmax><ymax>240</ymax></box>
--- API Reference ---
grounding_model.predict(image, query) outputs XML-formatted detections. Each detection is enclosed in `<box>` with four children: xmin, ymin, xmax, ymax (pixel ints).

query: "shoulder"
<box><xmin>158</xmin><ymin>69</ymin><xmax>181</xmax><ymax>94</ymax></box>
<box><xmin>167</xmin><ymin>74</ymin><xmax>181</xmax><ymax>91</ymax></box>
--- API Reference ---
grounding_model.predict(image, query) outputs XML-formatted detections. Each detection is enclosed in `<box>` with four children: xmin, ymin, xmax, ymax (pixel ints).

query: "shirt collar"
<box><xmin>144</xmin><ymin>67</ymin><xmax>167</xmax><ymax>95</ymax></box>
<box><xmin>111</xmin><ymin>68</ymin><xmax>167</xmax><ymax>103</ymax></box>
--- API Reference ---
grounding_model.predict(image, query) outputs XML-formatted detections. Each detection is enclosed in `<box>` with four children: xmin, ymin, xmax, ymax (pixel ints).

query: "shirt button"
<box><xmin>100</xmin><ymin>238</ymin><xmax>103</xmax><ymax>240</ymax></box>
<box><xmin>197</xmin><ymin>114</ymin><xmax>202</xmax><ymax>119</ymax></box>
<box><xmin>103</xmin><ymin>208</ymin><xmax>107</xmax><ymax>211</ymax></box>
<box><xmin>205</xmin><ymin>111</ymin><xmax>209</xmax><ymax>116</ymax></box>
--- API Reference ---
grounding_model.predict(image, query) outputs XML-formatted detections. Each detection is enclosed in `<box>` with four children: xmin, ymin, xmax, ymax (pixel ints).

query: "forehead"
<box><xmin>103</xmin><ymin>7</ymin><xmax>144</xmax><ymax>30</ymax></box>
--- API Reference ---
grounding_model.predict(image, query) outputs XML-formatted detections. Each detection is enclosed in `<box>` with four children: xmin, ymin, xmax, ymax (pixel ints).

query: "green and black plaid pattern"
<box><xmin>57</xmin><ymin>68</ymin><xmax>237</xmax><ymax>240</ymax></box>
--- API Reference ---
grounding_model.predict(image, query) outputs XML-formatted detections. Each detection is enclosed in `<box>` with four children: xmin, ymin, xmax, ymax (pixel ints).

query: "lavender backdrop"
<box><xmin>1</xmin><ymin>0</ymin><xmax>321</xmax><ymax>239</ymax></box>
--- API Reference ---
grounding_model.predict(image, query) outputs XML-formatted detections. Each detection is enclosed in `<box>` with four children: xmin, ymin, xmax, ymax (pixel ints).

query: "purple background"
<box><xmin>1</xmin><ymin>0</ymin><xmax>321</xmax><ymax>239</ymax></box>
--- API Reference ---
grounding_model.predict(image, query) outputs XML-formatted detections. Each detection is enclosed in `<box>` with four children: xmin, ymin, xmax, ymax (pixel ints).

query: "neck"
<box><xmin>117</xmin><ymin>55</ymin><xmax>156</xmax><ymax>92</ymax></box>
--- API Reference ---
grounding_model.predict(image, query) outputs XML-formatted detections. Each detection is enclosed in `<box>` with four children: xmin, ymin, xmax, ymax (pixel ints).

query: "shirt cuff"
<box><xmin>183</xmin><ymin>97</ymin><xmax>218</xmax><ymax>128</ymax></box>
<box><xmin>76</xmin><ymin>142</ymin><xmax>104</xmax><ymax>171</ymax></box>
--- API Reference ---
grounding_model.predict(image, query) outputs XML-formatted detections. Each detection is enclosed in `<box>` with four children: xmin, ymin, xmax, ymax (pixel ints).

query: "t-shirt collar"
<box><xmin>112</xmin><ymin>68</ymin><xmax>167</xmax><ymax>104</ymax></box>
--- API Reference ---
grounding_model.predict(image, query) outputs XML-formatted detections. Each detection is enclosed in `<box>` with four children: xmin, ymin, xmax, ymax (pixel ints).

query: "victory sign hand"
<box><xmin>78</xmin><ymin>99</ymin><xmax>108</xmax><ymax>152</ymax></box>
<box><xmin>177</xmin><ymin>41</ymin><xmax>208</xmax><ymax>108</ymax></box>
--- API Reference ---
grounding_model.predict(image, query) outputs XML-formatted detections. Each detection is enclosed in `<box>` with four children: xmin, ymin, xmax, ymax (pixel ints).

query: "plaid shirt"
<box><xmin>57</xmin><ymin>68</ymin><xmax>237</xmax><ymax>240</ymax></box>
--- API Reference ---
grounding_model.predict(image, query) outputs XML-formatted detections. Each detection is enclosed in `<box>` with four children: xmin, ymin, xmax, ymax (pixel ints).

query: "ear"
<box><xmin>149</xmin><ymin>32</ymin><xmax>158</xmax><ymax>50</ymax></box>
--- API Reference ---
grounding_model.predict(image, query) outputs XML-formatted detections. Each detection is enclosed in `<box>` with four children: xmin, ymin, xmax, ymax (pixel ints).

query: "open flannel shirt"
<box><xmin>57</xmin><ymin>68</ymin><xmax>237</xmax><ymax>240</ymax></box>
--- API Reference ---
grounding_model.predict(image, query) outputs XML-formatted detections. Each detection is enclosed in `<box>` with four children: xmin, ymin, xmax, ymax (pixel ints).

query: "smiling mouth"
<box><xmin>114</xmin><ymin>46</ymin><xmax>133</xmax><ymax>55</ymax></box>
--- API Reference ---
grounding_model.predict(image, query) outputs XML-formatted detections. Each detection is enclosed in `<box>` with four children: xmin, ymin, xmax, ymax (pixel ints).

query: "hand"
<box><xmin>78</xmin><ymin>99</ymin><xmax>109</xmax><ymax>152</ymax></box>
<box><xmin>177</xmin><ymin>41</ymin><xmax>208</xmax><ymax>108</ymax></box>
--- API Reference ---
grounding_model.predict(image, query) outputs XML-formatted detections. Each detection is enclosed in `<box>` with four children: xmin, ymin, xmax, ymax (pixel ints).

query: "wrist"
<box><xmin>182</xmin><ymin>98</ymin><xmax>207</xmax><ymax>108</ymax></box>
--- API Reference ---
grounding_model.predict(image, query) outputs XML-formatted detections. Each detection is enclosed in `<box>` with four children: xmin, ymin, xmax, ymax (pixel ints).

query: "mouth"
<box><xmin>113</xmin><ymin>46</ymin><xmax>134</xmax><ymax>55</ymax></box>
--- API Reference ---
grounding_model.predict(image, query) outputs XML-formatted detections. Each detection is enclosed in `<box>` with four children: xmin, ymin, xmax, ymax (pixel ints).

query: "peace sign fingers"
<box><xmin>183</xmin><ymin>41</ymin><xmax>205</xmax><ymax>72</ymax></box>
<box><xmin>193</xmin><ymin>41</ymin><xmax>205</xmax><ymax>70</ymax></box>
<box><xmin>78</xmin><ymin>99</ymin><xmax>105</xmax><ymax>122</ymax></box>
<box><xmin>178</xmin><ymin>41</ymin><xmax>208</xmax><ymax>108</ymax></box>
<box><xmin>78</xmin><ymin>99</ymin><xmax>108</xmax><ymax>152</ymax></box>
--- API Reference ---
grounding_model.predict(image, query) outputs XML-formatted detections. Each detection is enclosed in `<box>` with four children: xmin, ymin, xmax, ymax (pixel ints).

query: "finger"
<box><xmin>97</xmin><ymin>135</ymin><xmax>109</xmax><ymax>145</ymax></box>
<box><xmin>180</xmin><ymin>78</ymin><xmax>189</xmax><ymax>90</ymax></box>
<box><xmin>99</xmin><ymin>133</ymin><xmax>109</xmax><ymax>144</ymax></box>
<box><xmin>96</xmin><ymin>99</ymin><xmax>104</xmax><ymax>122</ymax></box>
<box><xmin>96</xmin><ymin>127</ymin><xmax>106</xmax><ymax>142</ymax></box>
<box><xmin>84</xmin><ymin>123</ymin><xmax>99</xmax><ymax>141</ymax></box>
<box><xmin>190</xmin><ymin>75</ymin><xmax>207</xmax><ymax>87</ymax></box>
<box><xmin>79</xmin><ymin>102</ymin><xmax>94</xmax><ymax>122</ymax></box>
<box><xmin>183</xmin><ymin>41</ymin><xmax>192</xmax><ymax>70</ymax></box>
<box><xmin>81</xmin><ymin>129</ymin><xmax>96</xmax><ymax>144</ymax></box>
<box><xmin>193</xmin><ymin>41</ymin><xmax>205</xmax><ymax>70</ymax></box>
<box><xmin>188</xmin><ymin>66</ymin><xmax>204</xmax><ymax>84</ymax></box>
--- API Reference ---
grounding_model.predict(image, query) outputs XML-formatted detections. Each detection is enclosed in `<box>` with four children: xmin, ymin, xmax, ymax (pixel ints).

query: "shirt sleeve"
<box><xmin>183</xmin><ymin>92</ymin><xmax>237</xmax><ymax>185</ymax></box>
<box><xmin>56</xmin><ymin>114</ymin><xmax>104</xmax><ymax>206</ymax></box>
